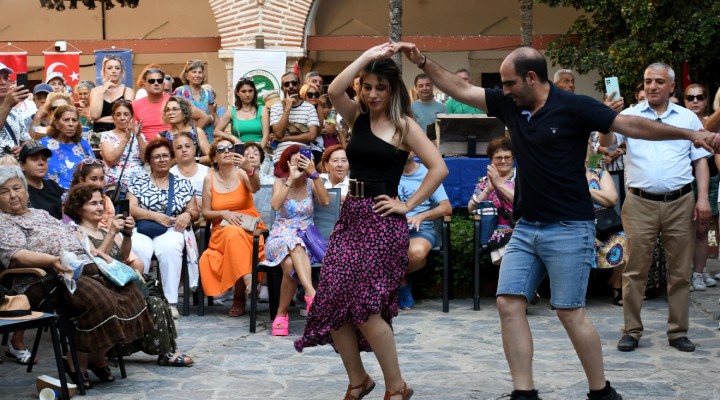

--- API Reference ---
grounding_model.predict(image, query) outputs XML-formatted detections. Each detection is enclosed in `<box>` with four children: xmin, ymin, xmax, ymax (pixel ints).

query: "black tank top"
<box><xmin>92</xmin><ymin>86</ymin><xmax>127</xmax><ymax>132</ymax></box>
<box><xmin>346</xmin><ymin>112</ymin><xmax>409</xmax><ymax>191</ymax></box>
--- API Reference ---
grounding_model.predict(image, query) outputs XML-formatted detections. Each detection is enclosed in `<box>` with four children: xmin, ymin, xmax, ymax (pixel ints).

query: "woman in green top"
<box><xmin>215</xmin><ymin>77</ymin><xmax>270</xmax><ymax>149</ymax></box>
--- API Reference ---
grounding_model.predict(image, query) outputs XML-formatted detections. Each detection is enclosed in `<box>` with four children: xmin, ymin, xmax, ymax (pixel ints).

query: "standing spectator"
<box><xmin>29</xmin><ymin>92</ymin><xmax>73</xmax><ymax>140</ymax></box>
<box><xmin>173</xmin><ymin>60</ymin><xmax>217</xmax><ymax>139</ymax></box>
<box><xmin>98</xmin><ymin>100</ymin><xmax>147</xmax><ymax>190</ymax></box>
<box><xmin>74</xmin><ymin>80</ymin><xmax>95</xmax><ymax>132</ymax></box>
<box><xmin>39</xmin><ymin>105</ymin><xmax>94</xmax><ymax>189</ymax></box>
<box><xmin>45</xmin><ymin>72</ymin><xmax>66</xmax><ymax>94</ymax></box>
<box><xmin>132</xmin><ymin>68</ymin><xmax>171</xmax><ymax>142</ymax></box>
<box><xmin>19</xmin><ymin>140</ymin><xmax>64</xmax><ymax>219</ymax></box>
<box><xmin>445</xmin><ymin>68</ymin><xmax>486</xmax><ymax>114</ymax></box>
<box><xmin>158</xmin><ymin>96</ymin><xmax>211</xmax><ymax>164</ymax></box>
<box><xmin>0</xmin><ymin>62</ymin><xmax>31</xmax><ymax>158</ymax></box>
<box><xmin>299</xmin><ymin>83</ymin><xmax>327</xmax><ymax>161</ymax></box>
<box><xmin>88</xmin><ymin>55</ymin><xmax>135</xmax><ymax>133</ymax></box>
<box><xmin>411</xmin><ymin>73</ymin><xmax>446</xmax><ymax>133</ymax></box>
<box><xmin>23</xmin><ymin>84</ymin><xmax>52</xmax><ymax>132</ymax></box>
<box><xmin>601</xmin><ymin>63</ymin><xmax>710</xmax><ymax>354</ymax></box>
<box><xmin>215</xmin><ymin>77</ymin><xmax>269</xmax><ymax>149</ymax></box>
<box><xmin>397</xmin><ymin>151</ymin><xmax>451</xmax><ymax>310</ymax></box>
<box><xmin>553</xmin><ymin>69</ymin><xmax>576</xmax><ymax>93</ymax></box>
<box><xmin>269</xmin><ymin>72</ymin><xmax>320</xmax><ymax>163</ymax></box>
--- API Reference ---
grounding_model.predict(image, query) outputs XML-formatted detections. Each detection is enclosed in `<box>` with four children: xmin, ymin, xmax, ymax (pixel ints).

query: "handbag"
<box><xmin>595</xmin><ymin>207</ymin><xmax>623</xmax><ymax>241</ymax></box>
<box><xmin>108</xmin><ymin>131</ymin><xmax>136</xmax><ymax>206</ymax></box>
<box><xmin>474</xmin><ymin>201</ymin><xmax>499</xmax><ymax>245</ymax></box>
<box><xmin>219</xmin><ymin>214</ymin><xmax>261</xmax><ymax>232</ymax></box>
<box><xmin>298</xmin><ymin>225</ymin><xmax>327</xmax><ymax>263</ymax></box>
<box><xmin>93</xmin><ymin>256</ymin><xmax>140</xmax><ymax>287</ymax></box>
<box><xmin>137</xmin><ymin>175</ymin><xmax>175</xmax><ymax>239</ymax></box>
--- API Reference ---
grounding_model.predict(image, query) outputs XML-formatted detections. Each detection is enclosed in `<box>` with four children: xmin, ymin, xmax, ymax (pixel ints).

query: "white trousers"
<box><xmin>131</xmin><ymin>228</ymin><xmax>184</xmax><ymax>304</ymax></box>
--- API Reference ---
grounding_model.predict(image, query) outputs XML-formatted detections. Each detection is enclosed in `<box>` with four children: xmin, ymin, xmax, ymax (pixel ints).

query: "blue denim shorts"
<box><xmin>409</xmin><ymin>226</ymin><xmax>437</xmax><ymax>248</ymax></box>
<box><xmin>497</xmin><ymin>219</ymin><xmax>595</xmax><ymax>308</ymax></box>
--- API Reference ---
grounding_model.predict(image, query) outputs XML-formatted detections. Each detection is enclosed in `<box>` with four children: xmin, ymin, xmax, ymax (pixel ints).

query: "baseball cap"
<box><xmin>33</xmin><ymin>83</ymin><xmax>53</xmax><ymax>95</ymax></box>
<box><xmin>0</xmin><ymin>62</ymin><xmax>13</xmax><ymax>75</ymax></box>
<box><xmin>19</xmin><ymin>140</ymin><xmax>53</xmax><ymax>162</ymax></box>
<box><xmin>46</xmin><ymin>72</ymin><xmax>66</xmax><ymax>84</ymax></box>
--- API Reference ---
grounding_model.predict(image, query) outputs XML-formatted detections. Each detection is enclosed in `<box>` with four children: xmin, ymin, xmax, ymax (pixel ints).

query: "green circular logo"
<box><xmin>242</xmin><ymin>69</ymin><xmax>279</xmax><ymax>107</ymax></box>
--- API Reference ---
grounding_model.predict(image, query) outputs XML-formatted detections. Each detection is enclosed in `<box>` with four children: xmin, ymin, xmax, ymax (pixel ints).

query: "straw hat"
<box><xmin>0</xmin><ymin>294</ymin><xmax>43</xmax><ymax>320</ymax></box>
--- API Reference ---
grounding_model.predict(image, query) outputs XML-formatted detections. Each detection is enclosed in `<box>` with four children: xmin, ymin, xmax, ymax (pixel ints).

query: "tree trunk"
<box><xmin>389</xmin><ymin>0</ymin><xmax>402</xmax><ymax>66</ymax></box>
<box><xmin>519</xmin><ymin>0</ymin><xmax>533</xmax><ymax>47</ymax></box>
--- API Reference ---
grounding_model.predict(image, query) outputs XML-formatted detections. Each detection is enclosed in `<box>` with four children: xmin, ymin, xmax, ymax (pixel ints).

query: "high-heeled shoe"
<box><xmin>384</xmin><ymin>382</ymin><xmax>413</xmax><ymax>400</ymax></box>
<box><xmin>87</xmin><ymin>362</ymin><xmax>115</xmax><ymax>382</ymax></box>
<box><xmin>344</xmin><ymin>374</ymin><xmax>375</xmax><ymax>400</ymax></box>
<box><xmin>63</xmin><ymin>358</ymin><xmax>93</xmax><ymax>389</ymax></box>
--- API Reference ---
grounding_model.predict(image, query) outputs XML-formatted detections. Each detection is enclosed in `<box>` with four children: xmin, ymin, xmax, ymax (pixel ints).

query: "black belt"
<box><xmin>628</xmin><ymin>183</ymin><xmax>692</xmax><ymax>202</ymax></box>
<box><xmin>348</xmin><ymin>180</ymin><xmax>396</xmax><ymax>198</ymax></box>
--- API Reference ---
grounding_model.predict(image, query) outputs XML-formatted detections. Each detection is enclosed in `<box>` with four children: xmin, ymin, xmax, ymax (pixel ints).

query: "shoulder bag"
<box><xmin>137</xmin><ymin>174</ymin><xmax>175</xmax><ymax>239</ymax></box>
<box><xmin>595</xmin><ymin>207</ymin><xmax>623</xmax><ymax>241</ymax></box>
<box><xmin>298</xmin><ymin>225</ymin><xmax>327</xmax><ymax>264</ymax></box>
<box><xmin>107</xmin><ymin>132</ymin><xmax>136</xmax><ymax>205</ymax></box>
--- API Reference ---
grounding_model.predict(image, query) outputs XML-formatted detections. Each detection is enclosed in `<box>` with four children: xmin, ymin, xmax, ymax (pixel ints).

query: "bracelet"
<box><xmin>418</xmin><ymin>55</ymin><xmax>427</xmax><ymax>69</ymax></box>
<box><xmin>309</xmin><ymin>171</ymin><xmax>319</xmax><ymax>180</ymax></box>
<box><xmin>121</xmin><ymin>230</ymin><xmax>133</xmax><ymax>238</ymax></box>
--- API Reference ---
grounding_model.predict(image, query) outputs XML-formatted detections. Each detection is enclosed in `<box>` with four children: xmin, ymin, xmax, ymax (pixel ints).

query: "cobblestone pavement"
<box><xmin>2</xmin><ymin>264</ymin><xmax>719</xmax><ymax>400</ymax></box>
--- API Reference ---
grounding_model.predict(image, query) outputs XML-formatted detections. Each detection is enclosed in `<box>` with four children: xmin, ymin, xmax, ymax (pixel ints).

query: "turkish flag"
<box><xmin>44</xmin><ymin>52</ymin><xmax>80</xmax><ymax>87</ymax></box>
<box><xmin>0</xmin><ymin>53</ymin><xmax>27</xmax><ymax>81</ymax></box>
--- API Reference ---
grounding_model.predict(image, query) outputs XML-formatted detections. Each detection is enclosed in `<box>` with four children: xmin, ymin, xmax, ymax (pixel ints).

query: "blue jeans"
<box><xmin>496</xmin><ymin>218</ymin><xmax>595</xmax><ymax>308</ymax></box>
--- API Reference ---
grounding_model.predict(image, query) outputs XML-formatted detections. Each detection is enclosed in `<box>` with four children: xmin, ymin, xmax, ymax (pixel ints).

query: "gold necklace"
<box><xmin>217</xmin><ymin>170</ymin><xmax>232</xmax><ymax>190</ymax></box>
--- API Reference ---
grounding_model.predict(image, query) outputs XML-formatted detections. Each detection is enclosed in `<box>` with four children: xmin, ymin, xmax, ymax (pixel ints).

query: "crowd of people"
<box><xmin>1</xmin><ymin>42</ymin><xmax>720</xmax><ymax>400</ymax></box>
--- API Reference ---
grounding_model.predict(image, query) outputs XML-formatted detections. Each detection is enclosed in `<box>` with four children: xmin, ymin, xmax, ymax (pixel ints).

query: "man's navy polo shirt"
<box><xmin>485</xmin><ymin>84</ymin><xmax>617</xmax><ymax>222</ymax></box>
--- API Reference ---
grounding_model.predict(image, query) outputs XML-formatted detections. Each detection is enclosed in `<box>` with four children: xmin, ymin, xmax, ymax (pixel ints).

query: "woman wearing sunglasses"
<box><xmin>39</xmin><ymin>105</ymin><xmax>95</xmax><ymax>189</ymax></box>
<box><xmin>88</xmin><ymin>55</ymin><xmax>134</xmax><ymax>133</ymax></box>
<box><xmin>215</xmin><ymin>77</ymin><xmax>270</xmax><ymax>150</ymax></box>
<box><xmin>127</xmin><ymin>138</ymin><xmax>200</xmax><ymax>319</ymax></box>
<box><xmin>199</xmin><ymin>139</ymin><xmax>264</xmax><ymax>317</ymax></box>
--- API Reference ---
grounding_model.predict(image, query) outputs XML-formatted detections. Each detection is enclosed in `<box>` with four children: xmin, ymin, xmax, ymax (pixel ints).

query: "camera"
<box><xmin>54</xmin><ymin>41</ymin><xmax>67</xmax><ymax>52</ymax></box>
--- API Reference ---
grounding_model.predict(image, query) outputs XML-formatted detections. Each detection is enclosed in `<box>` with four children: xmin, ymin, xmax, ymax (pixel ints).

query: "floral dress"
<box><xmin>39</xmin><ymin>137</ymin><xmax>95</xmax><ymax>190</ymax></box>
<box><xmin>263</xmin><ymin>180</ymin><xmax>314</xmax><ymax>266</ymax></box>
<box><xmin>473</xmin><ymin>168</ymin><xmax>516</xmax><ymax>250</ymax></box>
<box><xmin>100</xmin><ymin>130</ymin><xmax>147</xmax><ymax>190</ymax></box>
<box><xmin>588</xmin><ymin>168</ymin><xmax>626</xmax><ymax>269</ymax></box>
<box><xmin>173</xmin><ymin>85</ymin><xmax>215</xmax><ymax>137</ymax></box>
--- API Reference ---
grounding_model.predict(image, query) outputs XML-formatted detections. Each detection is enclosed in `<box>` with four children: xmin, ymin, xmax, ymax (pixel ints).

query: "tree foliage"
<box><xmin>539</xmin><ymin>0</ymin><xmax>720</xmax><ymax>96</ymax></box>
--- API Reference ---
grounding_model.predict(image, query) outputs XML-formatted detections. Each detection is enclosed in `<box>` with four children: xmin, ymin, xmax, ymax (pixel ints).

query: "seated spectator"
<box><xmin>0</xmin><ymin>165</ymin><xmax>154</xmax><ymax>388</ymax></box>
<box><xmin>468</xmin><ymin>137</ymin><xmax>515</xmax><ymax>265</ymax></box>
<box><xmin>39</xmin><ymin>105</ymin><xmax>94</xmax><ymax>189</ymax></box>
<box><xmin>29</xmin><ymin>92</ymin><xmax>73</xmax><ymax>140</ymax></box>
<box><xmin>319</xmin><ymin>144</ymin><xmax>349</xmax><ymax>202</ymax></box>
<box><xmin>127</xmin><ymin>138</ymin><xmax>200</xmax><ymax>319</ymax></box>
<box><xmin>585</xmin><ymin>152</ymin><xmax>626</xmax><ymax>305</ymax></box>
<box><xmin>18</xmin><ymin>141</ymin><xmax>64</xmax><ymax>219</ymax></box>
<box><xmin>263</xmin><ymin>145</ymin><xmax>328</xmax><ymax>336</ymax></box>
<box><xmin>63</xmin><ymin>183</ymin><xmax>193</xmax><ymax>367</ymax></box>
<box><xmin>397</xmin><ymin>151</ymin><xmax>451</xmax><ymax>310</ymax></box>
<box><xmin>199</xmin><ymin>139</ymin><xmax>264</xmax><ymax>317</ymax></box>
<box><xmin>73</xmin><ymin>80</ymin><xmax>95</xmax><ymax>132</ymax></box>
<box><xmin>98</xmin><ymin>100</ymin><xmax>147</xmax><ymax>190</ymax></box>
<box><xmin>159</xmin><ymin>96</ymin><xmax>211</xmax><ymax>164</ymax></box>
<box><xmin>169</xmin><ymin>132</ymin><xmax>209</xmax><ymax>207</ymax></box>
<box><xmin>69</xmin><ymin>161</ymin><xmax>144</xmax><ymax>272</ymax></box>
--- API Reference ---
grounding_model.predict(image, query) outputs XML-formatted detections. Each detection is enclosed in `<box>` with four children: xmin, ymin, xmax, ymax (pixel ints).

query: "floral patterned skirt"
<box><xmin>294</xmin><ymin>196</ymin><xmax>409</xmax><ymax>353</ymax></box>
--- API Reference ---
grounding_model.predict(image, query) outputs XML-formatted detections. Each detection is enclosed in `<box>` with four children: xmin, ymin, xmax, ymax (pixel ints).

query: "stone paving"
<box><xmin>2</xmin><ymin>264</ymin><xmax>719</xmax><ymax>400</ymax></box>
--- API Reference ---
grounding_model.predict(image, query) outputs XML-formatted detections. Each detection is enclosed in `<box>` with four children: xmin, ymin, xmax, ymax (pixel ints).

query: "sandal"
<box><xmin>157</xmin><ymin>351</ymin><xmax>193</xmax><ymax>367</ymax></box>
<box><xmin>5</xmin><ymin>343</ymin><xmax>38</xmax><ymax>365</ymax></box>
<box><xmin>87</xmin><ymin>362</ymin><xmax>115</xmax><ymax>382</ymax></box>
<box><xmin>228</xmin><ymin>302</ymin><xmax>246</xmax><ymax>317</ymax></box>
<box><xmin>271</xmin><ymin>314</ymin><xmax>289</xmax><ymax>336</ymax></box>
<box><xmin>611</xmin><ymin>287</ymin><xmax>623</xmax><ymax>306</ymax></box>
<box><xmin>344</xmin><ymin>374</ymin><xmax>376</xmax><ymax>400</ymax></box>
<box><xmin>304</xmin><ymin>295</ymin><xmax>314</xmax><ymax>314</ymax></box>
<box><xmin>63</xmin><ymin>358</ymin><xmax>92</xmax><ymax>389</ymax></box>
<box><xmin>384</xmin><ymin>382</ymin><xmax>413</xmax><ymax>400</ymax></box>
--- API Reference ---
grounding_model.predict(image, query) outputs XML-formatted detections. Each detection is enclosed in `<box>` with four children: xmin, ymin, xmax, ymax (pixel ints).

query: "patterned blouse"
<box><xmin>99</xmin><ymin>130</ymin><xmax>147</xmax><ymax>190</ymax></box>
<box><xmin>172</xmin><ymin>85</ymin><xmax>215</xmax><ymax>136</ymax></box>
<box><xmin>39</xmin><ymin>137</ymin><xmax>95</xmax><ymax>190</ymax></box>
<box><xmin>473</xmin><ymin>168</ymin><xmax>516</xmax><ymax>227</ymax></box>
<box><xmin>128</xmin><ymin>174</ymin><xmax>194</xmax><ymax>217</ymax></box>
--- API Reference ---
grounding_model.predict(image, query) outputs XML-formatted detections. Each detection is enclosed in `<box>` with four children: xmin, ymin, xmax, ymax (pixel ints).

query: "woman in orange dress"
<box><xmin>199</xmin><ymin>139</ymin><xmax>264</xmax><ymax>317</ymax></box>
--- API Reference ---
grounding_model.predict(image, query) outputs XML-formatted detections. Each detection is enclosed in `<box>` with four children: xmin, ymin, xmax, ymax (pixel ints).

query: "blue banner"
<box><xmin>94</xmin><ymin>49</ymin><xmax>133</xmax><ymax>89</ymax></box>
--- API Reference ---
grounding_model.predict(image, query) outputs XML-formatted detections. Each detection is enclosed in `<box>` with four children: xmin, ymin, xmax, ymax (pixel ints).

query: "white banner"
<box><xmin>232</xmin><ymin>49</ymin><xmax>286</xmax><ymax>107</ymax></box>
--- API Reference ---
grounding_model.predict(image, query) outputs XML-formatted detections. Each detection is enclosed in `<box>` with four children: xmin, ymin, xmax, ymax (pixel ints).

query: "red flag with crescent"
<box><xmin>0</xmin><ymin>52</ymin><xmax>27</xmax><ymax>81</ymax></box>
<box><xmin>44</xmin><ymin>52</ymin><xmax>80</xmax><ymax>87</ymax></box>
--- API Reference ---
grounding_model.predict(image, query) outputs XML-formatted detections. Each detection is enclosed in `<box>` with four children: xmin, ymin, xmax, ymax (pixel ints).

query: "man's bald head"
<box><xmin>503</xmin><ymin>47</ymin><xmax>549</xmax><ymax>83</ymax></box>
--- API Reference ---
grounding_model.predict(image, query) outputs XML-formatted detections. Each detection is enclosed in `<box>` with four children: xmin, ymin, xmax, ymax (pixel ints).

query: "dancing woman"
<box><xmin>294</xmin><ymin>43</ymin><xmax>447</xmax><ymax>400</ymax></box>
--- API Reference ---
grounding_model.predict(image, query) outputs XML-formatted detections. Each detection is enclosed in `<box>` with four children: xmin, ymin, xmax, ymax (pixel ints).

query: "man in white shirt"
<box><xmin>600</xmin><ymin>62</ymin><xmax>709</xmax><ymax>353</ymax></box>
<box><xmin>269</xmin><ymin>72</ymin><xmax>320</xmax><ymax>162</ymax></box>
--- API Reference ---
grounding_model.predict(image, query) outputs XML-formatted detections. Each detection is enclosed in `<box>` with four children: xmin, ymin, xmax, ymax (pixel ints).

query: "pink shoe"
<box><xmin>272</xmin><ymin>314</ymin><xmax>289</xmax><ymax>336</ymax></box>
<box><xmin>304</xmin><ymin>295</ymin><xmax>314</xmax><ymax>314</ymax></box>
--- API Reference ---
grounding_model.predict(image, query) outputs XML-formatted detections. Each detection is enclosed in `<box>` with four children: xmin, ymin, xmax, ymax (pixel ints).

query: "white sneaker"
<box><xmin>692</xmin><ymin>272</ymin><xmax>707</xmax><ymax>291</ymax></box>
<box><xmin>169</xmin><ymin>304</ymin><xmax>180</xmax><ymax>319</ymax></box>
<box><xmin>258</xmin><ymin>285</ymin><xmax>269</xmax><ymax>303</ymax></box>
<box><xmin>703</xmin><ymin>272</ymin><xmax>717</xmax><ymax>287</ymax></box>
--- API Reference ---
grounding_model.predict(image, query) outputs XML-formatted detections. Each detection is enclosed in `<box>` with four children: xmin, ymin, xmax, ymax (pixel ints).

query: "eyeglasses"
<box><xmin>685</xmin><ymin>94</ymin><xmax>705</xmax><ymax>102</ymax></box>
<box><xmin>238</xmin><ymin>77</ymin><xmax>254</xmax><ymax>84</ymax></box>
<box><xmin>79</xmin><ymin>158</ymin><xmax>103</xmax><ymax>171</ymax></box>
<box><xmin>151</xmin><ymin>153</ymin><xmax>172</xmax><ymax>161</ymax></box>
<box><xmin>146</xmin><ymin>78</ymin><xmax>163</xmax><ymax>85</ymax></box>
<box><xmin>215</xmin><ymin>145</ymin><xmax>233</xmax><ymax>154</ymax></box>
<box><xmin>163</xmin><ymin>107</ymin><xmax>181</xmax><ymax>113</ymax></box>
<box><xmin>492</xmin><ymin>155</ymin><xmax>513</xmax><ymax>162</ymax></box>
<box><xmin>164</xmin><ymin>76</ymin><xmax>173</xmax><ymax>82</ymax></box>
<box><xmin>282</xmin><ymin>80</ymin><xmax>298</xmax><ymax>88</ymax></box>
<box><xmin>306</xmin><ymin>92</ymin><xmax>320</xmax><ymax>99</ymax></box>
